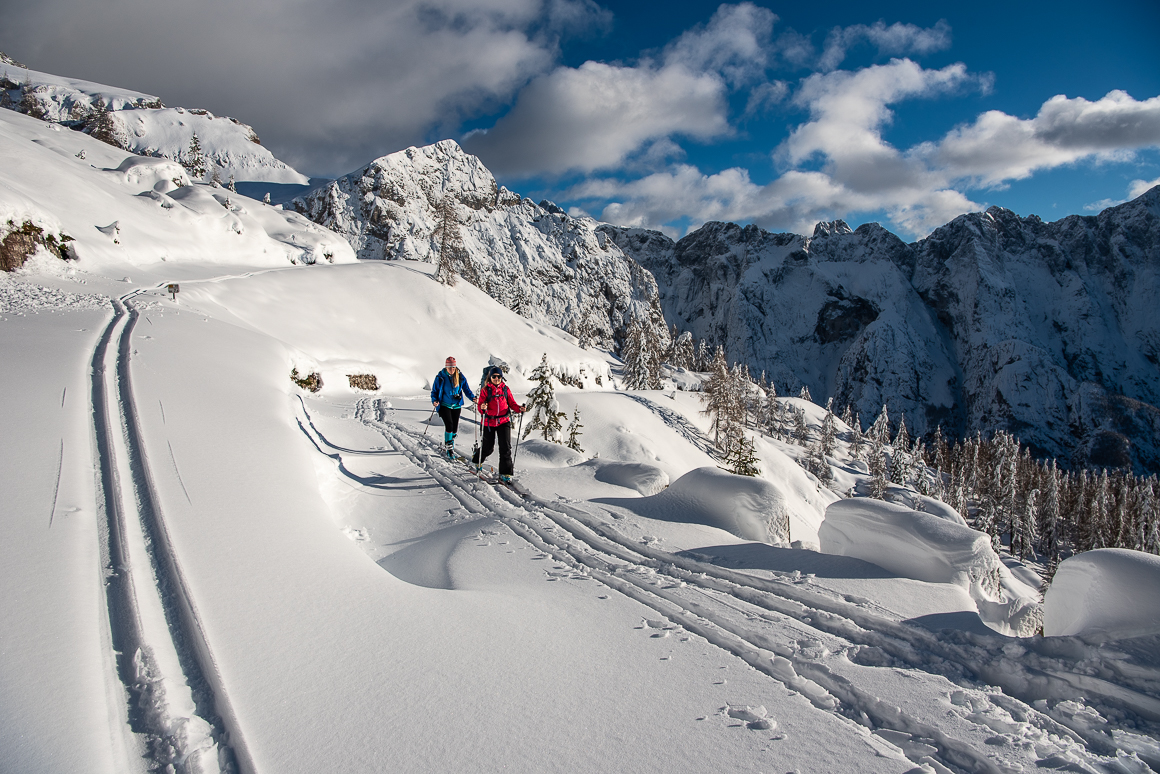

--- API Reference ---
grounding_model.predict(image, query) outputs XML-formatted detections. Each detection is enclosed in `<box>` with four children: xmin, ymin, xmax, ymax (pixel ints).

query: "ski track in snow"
<box><xmin>90</xmin><ymin>291</ymin><xmax>250</xmax><ymax>773</ymax></box>
<box><xmin>285</xmin><ymin>396</ymin><xmax>1160</xmax><ymax>774</ymax></box>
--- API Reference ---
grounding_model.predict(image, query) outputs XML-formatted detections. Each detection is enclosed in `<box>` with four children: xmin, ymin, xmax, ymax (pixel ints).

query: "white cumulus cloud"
<box><xmin>466</xmin><ymin>2</ymin><xmax>780</xmax><ymax>177</ymax></box>
<box><xmin>463</xmin><ymin>60</ymin><xmax>730</xmax><ymax>176</ymax></box>
<box><xmin>1</xmin><ymin>0</ymin><xmax>604</xmax><ymax>176</ymax></box>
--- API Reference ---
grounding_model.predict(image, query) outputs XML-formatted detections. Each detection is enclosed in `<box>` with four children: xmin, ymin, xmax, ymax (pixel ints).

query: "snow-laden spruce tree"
<box><xmin>761</xmin><ymin>383</ymin><xmax>780</xmax><ymax>440</ymax></box>
<box><xmin>808</xmin><ymin>439</ymin><xmax>833</xmax><ymax>486</ymax></box>
<box><xmin>667</xmin><ymin>330</ymin><xmax>694</xmax><ymax>370</ymax></box>
<box><xmin>868</xmin><ymin>441</ymin><xmax>888</xmax><ymax>499</ymax></box>
<box><xmin>792</xmin><ymin>406</ymin><xmax>809</xmax><ymax>446</ymax></box>
<box><xmin>565</xmin><ymin>407</ymin><xmax>584</xmax><ymax>453</ymax></box>
<box><xmin>622</xmin><ymin>319</ymin><xmax>649</xmax><ymax>389</ymax></box>
<box><xmin>182</xmin><ymin>132</ymin><xmax>207</xmax><ymax>179</ymax></box>
<box><xmin>820</xmin><ymin>398</ymin><xmax>837</xmax><ymax>457</ymax></box>
<box><xmin>700</xmin><ymin>346</ymin><xmax>738</xmax><ymax>449</ymax></box>
<box><xmin>723</xmin><ymin>434</ymin><xmax>760</xmax><ymax>477</ymax></box>
<box><xmin>523</xmin><ymin>354</ymin><xmax>566</xmax><ymax>441</ymax></box>
<box><xmin>868</xmin><ymin>404</ymin><xmax>891</xmax><ymax>447</ymax></box>
<box><xmin>695</xmin><ymin>339</ymin><xmax>710</xmax><ymax>371</ymax></box>
<box><xmin>848</xmin><ymin>412</ymin><xmax>863</xmax><ymax>460</ymax></box>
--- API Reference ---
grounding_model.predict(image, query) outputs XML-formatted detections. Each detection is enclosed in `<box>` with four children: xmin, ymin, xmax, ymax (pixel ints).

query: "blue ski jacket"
<box><xmin>431</xmin><ymin>368</ymin><xmax>476</xmax><ymax>409</ymax></box>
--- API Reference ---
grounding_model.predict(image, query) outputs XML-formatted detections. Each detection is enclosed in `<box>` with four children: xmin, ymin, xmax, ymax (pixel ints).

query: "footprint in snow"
<box><xmin>726</xmin><ymin>705</ymin><xmax>778</xmax><ymax>732</ymax></box>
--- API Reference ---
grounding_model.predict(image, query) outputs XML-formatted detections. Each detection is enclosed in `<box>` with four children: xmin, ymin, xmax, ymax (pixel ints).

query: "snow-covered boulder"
<box><xmin>819</xmin><ymin>498</ymin><xmax>1000</xmax><ymax>594</ymax></box>
<box><xmin>606</xmin><ymin>466</ymin><xmax>790</xmax><ymax>544</ymax></box>
<box><xmin>1043</xmin><ymin>549</ymin><xmax>1160</xmax><ymax>640</ymax></box>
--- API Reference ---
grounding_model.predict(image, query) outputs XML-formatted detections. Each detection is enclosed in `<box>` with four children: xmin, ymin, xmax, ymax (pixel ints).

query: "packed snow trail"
<box><xmin>91</xmin><ymin>293</ymin><xmax>248</xmax><ymax>773</ymax></box>
<box><xmin>305</xmin><ymin>398</ymin><xmax>1158</xmax><ymax>774</ymax></box>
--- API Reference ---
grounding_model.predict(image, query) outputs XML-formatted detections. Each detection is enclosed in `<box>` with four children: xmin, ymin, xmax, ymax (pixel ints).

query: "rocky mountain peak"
<box><xmin>292</xmin><ymin>141</ymin><xmax>666</xmax><ymax>352</ymax></box>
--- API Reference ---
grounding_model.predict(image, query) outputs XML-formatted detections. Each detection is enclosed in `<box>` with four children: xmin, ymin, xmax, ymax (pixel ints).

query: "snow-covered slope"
<box><xmin>291</xmin><ymin>140</ymin><xmax>668</xmax><ymax>350</ymax></box>
<box><xmin>604</xmin><ymin>193</ymin><xmax>1160</xmax><ymax>474</ymax></box>
<box><xmin>0</xmin><ymin>52</ymin><xmax>307</xmax><ymax>184</ymax></box>
<box><xmin>0</xmin><ymin>107</ymin><xmax>351</xmax><ymax>272</ymax></box>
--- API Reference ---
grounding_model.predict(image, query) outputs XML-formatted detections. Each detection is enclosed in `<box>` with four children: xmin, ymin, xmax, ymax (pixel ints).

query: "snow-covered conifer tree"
<box><xmin>85</xmin><ymin>97</ymin><xmax>120</xmax><ymax>147</ymax></box>
<box><xmin>700</xmin><ymin>347</ymin><xmax>735</xmax><ymax>448</ymax></box>
<box><xmin>893</xmin><ymin>415</ymin><xmax>910</xmax><ymax>456</ymax></box>
<box><xmin>792</xmin><ymin>406</ymin><xmax>809</xmax><ymax>447</ymax></box>
<box><xmin>868</xmin><ymin>405</ymin><xmax>890</xmax><ymax>446</ymax></box>
<box><xmin>1038</xmin><ymin>461</ymin><xmax>1062</xmax><ymax>562</ymax></box>
<box><xmin>668</xmin><ymin>331</ymin><xmax>694</xmax><ymax>370</ymax></box>
<box><xmin>798</xmin><ymin>385</ymin><xmax>812</xmax><ymax>403</ymax></box>
<box><xmin>820</xmin><ymin>399</ymin><xmax>837</xmax><ymax>458</ymax></box>
<box><xmin>848</xmin><ymin>413</ymin><xmax>863</xmax><ymax>460</ymax></box>
<box><xmin>868</xmin><ymin>442</ymin><xmax>888</xmax><ymax>499</ymax></box>
<box><xmin>762</xmin><ymin>383</ymin><xmax>779</xmax><ymax>439</ymax></box>
<box><xmin>808</xmin><ymin>440</ymin><xmax>833</xmax><ymax>486</ymax></box>
<box><xmin>723</xmin><ymin>435</ymin><xmax>760</xmax><ymax>477</ymax></box>
<box><xmin>184</xmin><ymin>133</ymin><xmax>207</xmax><ymax>178</ymax></box>
<box><xmin>565</xmin><ymin>407</ymin><xmax>584</xmax><ymax>453</ymax></box>
<box><xmin>523</xmin><ymin>354</ymin><xmax>566</xmax><ymax>441</ymax></box>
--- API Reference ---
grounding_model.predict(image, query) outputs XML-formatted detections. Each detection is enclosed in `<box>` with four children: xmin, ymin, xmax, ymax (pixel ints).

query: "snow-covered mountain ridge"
<box><xmin>0</xmin><ymin>52</ymin><xmax>307</xmax><ymax>184</ymax></box>
<box><xmin>291</xmin><ymin>140</ymin><xmax>668</xmax><ymax>351</ymax></box>
<box><xmin>602</xmin><ymin>190</ymin><xmax>1160</xmax><ymax>474</ymax></box>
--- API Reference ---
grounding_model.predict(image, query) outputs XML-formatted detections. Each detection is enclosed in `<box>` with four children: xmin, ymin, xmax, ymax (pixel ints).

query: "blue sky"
<box><xmin>460</xmin><ymin>0</ymin><xmax>1160</xmax><ymax>237</ymax></box>
<box><xmin>4</xmin><ymin>0</ymin><xmax>1158</xmax><ymax>239</ymax></box>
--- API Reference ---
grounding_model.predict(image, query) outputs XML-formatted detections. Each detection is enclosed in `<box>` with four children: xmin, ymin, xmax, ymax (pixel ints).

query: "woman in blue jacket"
<box><xmin>431</xmin><ymin>356</ymin><xmax>476</xmax><ymax>459</ymax></box>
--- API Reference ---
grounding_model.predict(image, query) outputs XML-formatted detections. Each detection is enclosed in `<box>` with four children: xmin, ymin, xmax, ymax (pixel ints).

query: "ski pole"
<box><xmin>423</xmin><ymin>405</ymin><xmax>436</xmax><ymax>436</ymax></box>
<box><xmin>472</xmin><ymin>404</ymin><xmax>482</xmax><ymax>480</ymax></box>
<box><xmin>512</xmin><ymin>409</ymin><xmax>525</xmax><ymax>472</ymax></box>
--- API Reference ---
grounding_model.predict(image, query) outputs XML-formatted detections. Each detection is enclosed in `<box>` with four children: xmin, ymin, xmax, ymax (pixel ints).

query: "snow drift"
<box><xmin>819</xmin><ymin>499</ymin><xmax>1000</xmax><ymax>594</ymax></box>
<box><xmin>600</xmin><ymin>466</ymin><xmax>791</xmax><ymax>544</ymax></box>
<box><xmin>1044</xmin><ymin>548</ymin><xmax>1160</xmax><ymax>640</ymax></box>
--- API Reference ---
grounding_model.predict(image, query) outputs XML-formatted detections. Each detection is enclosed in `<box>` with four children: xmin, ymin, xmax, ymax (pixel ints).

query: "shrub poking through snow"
<box><xmin>290</xmin><ymin>368</ymin><xmax>322</xmax><ymax>393</ymax></box>
<box><xmin>347</xmin><ymin>373</ymin><xmax>379</xmax><ymax>391</ymax></box>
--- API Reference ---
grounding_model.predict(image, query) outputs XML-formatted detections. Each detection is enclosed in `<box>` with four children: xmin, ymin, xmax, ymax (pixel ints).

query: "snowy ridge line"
<box><xmin>89</xmin><ymin>292</ymin><xmax>251</xmax><ymax>773</ymax></box>
<box><xmin>351</xmin><ymin>403</ymin><xmax>1037</xmax><ymax>774</ymax></box>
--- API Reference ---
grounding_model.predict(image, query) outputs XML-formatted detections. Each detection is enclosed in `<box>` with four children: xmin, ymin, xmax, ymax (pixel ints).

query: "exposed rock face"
<box><xmin>604</xmin><ymin>191</ymin><xmax>1160</xmax><ymax>474</ymax></box>
<box><xmin>291</xmin><ymin>140</ymin><xmax>666</xmax><ymax>350</ymax></box>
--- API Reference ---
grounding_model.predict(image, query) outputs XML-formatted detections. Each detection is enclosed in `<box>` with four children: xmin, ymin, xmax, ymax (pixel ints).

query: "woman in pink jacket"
<box><xmin>471</xmin><ymin>366</ymin><xmax>524</xmax><ymax>482</ymax></box>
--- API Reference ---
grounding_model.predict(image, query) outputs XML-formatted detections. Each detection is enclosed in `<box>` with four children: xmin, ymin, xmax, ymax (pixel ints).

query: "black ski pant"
<box><xmin>437</xmin><ymin>404</ymin><xmax>462</xmax><ymax>436</ymax></box>
<box><xmin>473</xmin><ymin>422</ymin><xmax>513</xmax><ymax>475</ymax></box>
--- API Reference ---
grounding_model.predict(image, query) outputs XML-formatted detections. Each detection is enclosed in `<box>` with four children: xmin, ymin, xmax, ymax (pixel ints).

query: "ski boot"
<box><xmin>500</xmin><ymin>474</ymin><xmax>512</xmax><ymax>484</ymax></box>
<box><xmin>444</xmin><ymin>441</ymin><xmax>455</xmax><ymax>461</ymax></box>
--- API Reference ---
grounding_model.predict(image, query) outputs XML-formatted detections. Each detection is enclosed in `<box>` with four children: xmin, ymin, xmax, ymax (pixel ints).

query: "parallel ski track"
<box><xmin>330</xmin><ymin>398</ymin><xmax>1160</xmax><ymax>773</ymax></box>
<box><xmin>92</xmin><ymin>293</ymin><xmax>251</xmax><ymax>773</ymax></box>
